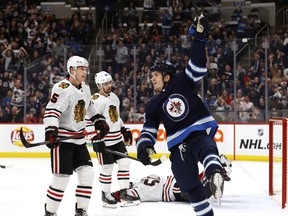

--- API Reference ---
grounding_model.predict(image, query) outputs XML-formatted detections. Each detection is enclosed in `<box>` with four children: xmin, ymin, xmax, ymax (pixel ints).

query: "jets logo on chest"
<box><xmin>163</xmin><ymin>94</ymin><xmax>189</xmax><ymax>121</ymax></box>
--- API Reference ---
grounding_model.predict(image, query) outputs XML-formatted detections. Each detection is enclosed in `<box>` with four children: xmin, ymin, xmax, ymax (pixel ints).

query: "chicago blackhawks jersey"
<box><xmin>138</xmin><ymin>40</ymin><xmax>219</xmax><ymax>150</ymax></box>
<box><xmin>43</xmin><ymin>79</ymin><xmax>98</xmax><ymax>145</ymax></box>
<box><xmin>127</xmin><ymin>175</ymin><xmax>180</xmax><ymax>202</ymax></box>
<box><xmin>89</xmin><ymin>92</ymin><xmax>124</xmax><ymax>146</ymax></box>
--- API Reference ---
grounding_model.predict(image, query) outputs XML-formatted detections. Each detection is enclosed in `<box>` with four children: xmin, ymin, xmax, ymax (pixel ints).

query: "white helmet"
<box><xmin>209</xmin><ymin>63</ymin><xmax>218</xmax><ymax>71</ymax></box>
<box><xmin>95</xmin><ymin>71</ymin><xmax>112</xmax><ymax>85</ymax></box>
<box><xmin>66</xmin><ymin>56</ymin><xmax>89</xmax><ymax>75</ymax></box>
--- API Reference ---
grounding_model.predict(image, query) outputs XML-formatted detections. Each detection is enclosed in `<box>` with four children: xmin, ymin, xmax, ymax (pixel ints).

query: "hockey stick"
<box><xmin>104</xmin><ymin>148</ymin><xmax>167</xmax><ymax>166</ymax></box>
<box><xmin>0</xmin><ymin>164</ymin><xmax>13</xmax><ymax>169</ymax></box>
<box><xmin>19</xmin><ymin>127</ymin><xmax>96</xmax><ymax>148</ymax></box>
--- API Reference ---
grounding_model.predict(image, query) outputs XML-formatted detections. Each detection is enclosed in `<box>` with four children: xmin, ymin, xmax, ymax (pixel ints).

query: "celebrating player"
<box><xmin>112</xmin><ymin>155</ymin><xmax>232</xmax><ymax>203</ymax></box>
<box><xmin>136</xmin><ymin>15</ymin><xmax>224</xmax><ymax>216</ymax></box>
<box><xmin>43</xmin><ymin>56</ymin><xmax>109</xmax><ymax>216</ymax></box>
<box><xmin>90</xmin><ymin>71</ymin><xmax>140</xmax><ymax>208</ymax></box>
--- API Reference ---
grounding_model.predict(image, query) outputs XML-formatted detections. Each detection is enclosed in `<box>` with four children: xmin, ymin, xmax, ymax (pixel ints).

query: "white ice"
<box><xmin>0</xmin><ymin>157</ymin><xmax>287</xmax><ymax>216</ymax></box>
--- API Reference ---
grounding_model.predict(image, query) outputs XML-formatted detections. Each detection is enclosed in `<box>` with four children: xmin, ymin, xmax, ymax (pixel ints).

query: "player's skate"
<box><xmin>209</xmin><ymin>169</ymin><xmax>224</xmax><ymax>206</ymax></box>
<box><xmin>119</xmin><ymin>189</ymin><xmax>141</xmax><ymax>207</ymax></box>
<box><xmin>102</xmin><ymin>191</ymin><xmax>117</xmax><ymax>208</ymax></box>
<box><xmin>44</xmin><ymin>204</ymin><xmax>57</xmax><ymax>216</ymax></box>
<box><xmin>75</xmin><ymin>203</ymin><xmax>88</xmax><ymax>216</ymax></box>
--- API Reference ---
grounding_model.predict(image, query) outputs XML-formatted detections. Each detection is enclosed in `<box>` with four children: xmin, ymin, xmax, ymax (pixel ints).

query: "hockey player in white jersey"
<box><xmin>112</xmin><ymin>154</ymin><xmax>232</xmax><ymax>203</ymax></box>
<box><xmin>90</xmin><ymin>71</ymin><xmax>140</xmax><ymax>208</ymax></box>
<box><xmin>43</xmin><ymin>56</ymin><xmax>109</xmax><ymax>216</ymax></box>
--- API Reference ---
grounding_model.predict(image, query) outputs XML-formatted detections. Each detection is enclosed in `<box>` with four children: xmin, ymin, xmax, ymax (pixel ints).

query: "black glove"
<box><xmin>45</xmin><ymin>126</ymin><xmax>60</xmax><ymax>149</ymax></box>
<box><xmin>92</xmin><ymin>137</ymin><xmax>105</xmax><ymax>153</ymax></box>
<box><xmin>136</xmin><ymin>138</ymin><xmax>156</xmax><ymax>165</ymax></box>
<box><xmin>188</xmin><ymin>14</ymin><xmax>209</xmax><ymax>40</ymax></box>
<box><xmin>121</xmin><ymin>127</ymin><xmax>132</xmax><ymax>146</ymax></box>
<box><xmin>91</xmin><ymin>114</ymin><xmax>109</xmax><ymax>139</ymax></box>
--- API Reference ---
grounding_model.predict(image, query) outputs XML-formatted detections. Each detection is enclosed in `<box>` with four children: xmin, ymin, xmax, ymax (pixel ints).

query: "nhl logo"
<box><xmin>258</xmin><ymin>128</ymin><xmax>263</xmax><ymax>136</ymax></box>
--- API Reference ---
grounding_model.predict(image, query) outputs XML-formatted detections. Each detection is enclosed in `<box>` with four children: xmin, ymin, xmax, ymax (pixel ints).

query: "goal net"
<box><xmin>269</xmin><ymin>118</ymin><xmax>288</xmax><ymax>209</ymax></box>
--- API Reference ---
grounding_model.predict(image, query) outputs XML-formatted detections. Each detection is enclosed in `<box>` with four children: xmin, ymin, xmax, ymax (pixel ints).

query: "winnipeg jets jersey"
<box><xmin>127</xmin><ymin>175</ymin><xmax>180</xmax><ymax>202</ymax></box>
<box><xmin>89</xmin><ymin>92</ymin><xmax>124</xmax><ymax>146</ymax></box>
<box><xmin>139</xmin><ymin>40</ymin><xmax>219</xmax><ymax>150</ymax></box>
<box><xmin>44</xmin><ymin>79</ymin><xmax>98</xmax><ymax>145</ymax></box>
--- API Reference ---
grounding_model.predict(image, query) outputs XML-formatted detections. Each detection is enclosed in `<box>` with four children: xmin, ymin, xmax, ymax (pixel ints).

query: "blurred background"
<box><xmin>0</xmin><ymin>0</ymin><xmax>288</xmax><ymax>124</ymax></box>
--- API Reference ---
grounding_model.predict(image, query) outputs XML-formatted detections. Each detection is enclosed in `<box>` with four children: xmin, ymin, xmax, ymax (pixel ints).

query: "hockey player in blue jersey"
<box><xmin>136</xmin><ymin>15</ymin><xmax>224</xmax><ymax>216</ymax></box>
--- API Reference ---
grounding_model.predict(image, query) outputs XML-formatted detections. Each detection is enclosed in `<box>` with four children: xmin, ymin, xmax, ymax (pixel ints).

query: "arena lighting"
<box><xmin>242</xmin><ymin>38</ymin><xmax>248</xmax><ymax>43</ymax></box>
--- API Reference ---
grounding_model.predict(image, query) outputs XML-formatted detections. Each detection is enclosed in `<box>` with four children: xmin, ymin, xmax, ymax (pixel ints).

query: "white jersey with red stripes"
<box><xmin>128</xmin><ymin>175</ymin><xmax>179</xmax><ymax>202</ymax></box>
<box><xmin>89</xmin><ymin>92</ymin><xmax>124</xmax><ymax>146</ymax></box>
<box><xmin>43</xmin><ymin>79</ymin><xmax>97</xmax><ymax>145</ymax></box>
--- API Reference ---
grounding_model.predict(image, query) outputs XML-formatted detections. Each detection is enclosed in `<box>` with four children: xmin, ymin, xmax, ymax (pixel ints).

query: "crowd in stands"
<box><xmin>0</xmin><ymin>0</ymin><xmax>287</xmax><ymax>124</ymax></box>
<box><xmin>0</xmin><ymin>0</ymin><xmax>94</xmax><ymax>123</ymax></box>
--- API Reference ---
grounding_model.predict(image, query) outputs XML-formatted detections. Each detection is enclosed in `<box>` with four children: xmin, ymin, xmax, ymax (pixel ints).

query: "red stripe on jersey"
<box><xmin>164</xmin><ymin>176</ymin><xmax>173</xmax><ymax>202</ymax></box>
<box><xmin>44</xmin><ymin>111</ymin><xmax>61</xmax><ymax>119</ymax></box>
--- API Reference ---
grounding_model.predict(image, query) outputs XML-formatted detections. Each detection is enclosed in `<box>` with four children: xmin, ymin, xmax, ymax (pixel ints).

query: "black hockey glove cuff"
<box><xmin>45</xmin><ymin>126</ymin><xmax>60</xmax><ymax>149</ymax></box>
<box><xmin>91</xmin><ymin>114</ymin><xmax>109</xmax><ymax>139</ymax></box>
<box><xmin>136</xmin><ymin>138</ymin><xmax>156</xmax><ymax>165</ymax></box>
<box><xmin>92</xmin><ymin>137</ymin><xmax>105</xmax><ymax>153</ymax></box>
<box><xmin>121</xmin><ymin>126</ymin><xmax>133</xmax><ymax>146</ymax></box>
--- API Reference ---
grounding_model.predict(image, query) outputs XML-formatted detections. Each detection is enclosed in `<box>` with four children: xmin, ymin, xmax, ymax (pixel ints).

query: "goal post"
<box><xmin>269</xmin><ymin>118</ymin><xmax>288</xmax><ymax>209</ymax></box>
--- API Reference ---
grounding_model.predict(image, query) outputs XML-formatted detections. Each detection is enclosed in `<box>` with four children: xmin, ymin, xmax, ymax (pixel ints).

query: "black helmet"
<box><xmin>150</xmin><ymin>60</ymin><xmax>177</xmax><ymax>78</ymax></box>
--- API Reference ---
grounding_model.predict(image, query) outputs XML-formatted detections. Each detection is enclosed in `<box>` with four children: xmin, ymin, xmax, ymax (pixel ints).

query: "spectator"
<box><xmin>160</xmin><ymin>8</ymin><xmax>173</xmax><ymax>40</ymax></box>
<box><xmin>212</xmin><ymin>96</ymin><xmax>231</xmax><ymax>122</ymax></box>
<box><xmin>0</xmin><ymin>107</ymin><xmax>8</xmax><ymax>122</ymax></box>
<box><xmin>239</xmin><ymin>95</ymin><xmax>255</xmax><ymax>121</ymax></box>
<box><xmin>112</xmin><ymin>37</ymin><xmax>129</xmax><ymax>73</ymax></box>
<box><xmin>11</xmin><ymin>79</ymin><xmax>24</xmax><ymax>107</ymax></box>
<box><xmin>6</xmin><ymin>106</ymin><xmax>23</xmax><ymax>122</ymax></box>
<box><xmin>134</xmin><ymin>103</ymin><xmax>145</xmax><ymax>122</ymax></box>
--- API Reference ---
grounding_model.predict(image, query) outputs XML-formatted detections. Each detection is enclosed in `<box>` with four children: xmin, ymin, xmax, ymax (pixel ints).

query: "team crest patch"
<box><xmin>92</xmin><ymin>94</ymin><xmax>99</xmax><ymax>100</ymax></box>
<box><xmin>59</xmin><ymin>82</ymin><xmax>70</xmax><ymax>89</ymax></box>
<box><xmin>74</xmin><ymin>100</ymin><xmax>86</xmax><ymax>122</ymax></box>
<box><xmin>163</xmin><ymin>94</ymin><xmax>189</xmax><ymax>121</ymax></box>
<box><xmin>109</xmin><ymin>105</ymin><xmax>118</xmax><ymax>123</ymax></box>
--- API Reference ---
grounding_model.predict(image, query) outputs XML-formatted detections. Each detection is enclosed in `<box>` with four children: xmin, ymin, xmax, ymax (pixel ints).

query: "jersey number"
<box><xmin>51</xmin><ymin>93</ymin><xmax>59</xmax><ymax>103</ymax></box>
<box><xmin>142</xmin><ymin>177</ymin><xmax>160</xmax><ymax>186</ymax></box>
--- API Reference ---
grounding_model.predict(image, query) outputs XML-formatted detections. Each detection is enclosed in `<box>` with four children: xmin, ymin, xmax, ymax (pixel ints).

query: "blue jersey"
<box><xmin>140</xmin><ymin>40</ymin><xmax>218</xmax><ymax>150</ymax></box>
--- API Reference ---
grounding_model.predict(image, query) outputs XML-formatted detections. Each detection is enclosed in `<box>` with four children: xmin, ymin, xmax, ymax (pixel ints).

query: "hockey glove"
<box><xmin>188</xmin><ymin>14</ymin><xmax>209</xmax><ymax>40</ymax></box>
<box><xmin>136</xmin><ymin>138</ymin><xmax>156</xmax><ymax>165</ymax></box>
<box><xmin>92</xmin><ymin>137</ymin><xmax>105</xmax><ymax>153</ymax></box>
<box><xmin>91</xmin><ymin>114</ymin><xmax>109</xmax><ymax>139</ymax></box>
<box><xmin>45</xmin><ymin>126</ymin><xmax>60</xmax><ymax>149</ymax></box>
<box><xmin>121</xmin><ymin>126</ymin><xmax>133</xmax><ymax>146</ymax></box>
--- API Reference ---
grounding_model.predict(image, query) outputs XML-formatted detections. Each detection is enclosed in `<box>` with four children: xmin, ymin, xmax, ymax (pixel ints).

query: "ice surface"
<box><xmin>0</xmin><ymin>158</ymin><xmax>287</xmax><ymax>216</ymax></box>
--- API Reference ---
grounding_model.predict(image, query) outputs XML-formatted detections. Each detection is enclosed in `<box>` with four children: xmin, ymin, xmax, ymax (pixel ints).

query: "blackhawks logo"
<box><xmin>92</xmin><ymin>94</ymin><xmax>99</xmax><ymax>100</ymax></box>
<box><xmin>109</xmin><ymin>105</ymin><xmax>118</xmax><ymax>123</ymax></box>
<box><xmin>74</xmin><ymin>100</ymin><xmax>86</xmax><ymax>122</ymax></box>
<box><xmin>59</xmin><ymin>82</ymin><xmax>70</xmax><ymax>89</ymax></box>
